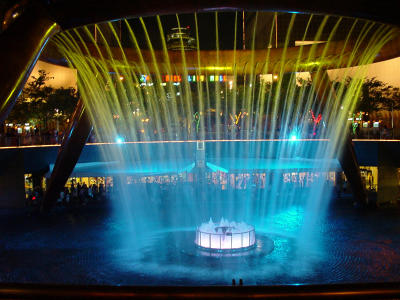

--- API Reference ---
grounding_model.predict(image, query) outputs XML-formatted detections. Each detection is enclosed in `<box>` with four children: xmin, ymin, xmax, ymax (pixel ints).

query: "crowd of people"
<box><xmin>26</xmin><ymin>182</ymin><xmax>108</xmax><ymax>214</ymax></box>
<box><xmin>0</xmin><ymin>128</ymin><xmax>64</xmax><ymax>146</ymax></box>
<box><xmin>55</xmin><ymin>182</ymin><xmax>107</xmax><ymax>207</ymax></box>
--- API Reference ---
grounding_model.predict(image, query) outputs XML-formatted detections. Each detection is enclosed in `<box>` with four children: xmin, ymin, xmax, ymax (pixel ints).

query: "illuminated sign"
<box><xmin>139</xmin><ymin>74</ymin><xmax>229</xmax><ymax>83</ymax></box>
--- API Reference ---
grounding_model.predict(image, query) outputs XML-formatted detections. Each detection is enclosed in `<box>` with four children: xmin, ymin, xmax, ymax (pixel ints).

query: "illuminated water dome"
<box><xmin>195</xmin><ymin>218</ymin><xmax>256</xmax><ymax>250</ymax></box>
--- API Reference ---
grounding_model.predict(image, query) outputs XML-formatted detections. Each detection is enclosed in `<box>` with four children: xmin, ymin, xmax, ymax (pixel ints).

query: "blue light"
<box><xmin>206</xmin><ymin>162</ymin><xmax>229</xmax><ymax>173</ymax></box>
<box><xmin>289</xmin><ymin>128</ymin><xmax>300</xmax><ymax>141</ymax></box>
<box><xmin>116</xmin><ymin>136</ymin><xmax>124</xmax><ymax>144</ymax></box>
<box><xmin>271</xmin><ymin>206</ymin><xmax>304</xmax><ymax>233</ymax></box>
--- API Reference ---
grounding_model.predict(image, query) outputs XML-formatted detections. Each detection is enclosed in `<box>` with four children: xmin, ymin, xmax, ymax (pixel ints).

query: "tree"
<box><xmin>47</xmin><ymin>87</ymin><xmax>79</xmax><ymax>118</ymax></box>
<box><xmin>7</xmin><ymin>70</ymin><xmax>78</xmax><ymax>131</ymax></box>
<box><xmin>379</xmin><ymin>85</ymin><xmax>400</xmax><ymax>111</ymax></box>
<box><xmin>349</xmin><ymin>78</ymin><xmax>400</xmax><ymax>114</ymax></box>
<box><xmin>8</xmin><ymin>69</ymin><xmax>53</xmax><ymax>128</ymax></box>
<box><xmin>333</xmin><ymin>77</ymin><xmax>400</xmax><ymax>130</ymax></box>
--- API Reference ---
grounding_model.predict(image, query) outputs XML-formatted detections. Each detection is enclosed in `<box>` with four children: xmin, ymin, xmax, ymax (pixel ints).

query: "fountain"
<box><xmin>49</xmin><ymin>11</ymin><xmax>397</xmax><ymax>282</ymax></box>
<box><xmin>195</xmin><ymin>218</ymin><xmax>256</xmax><ymax>250</ymax></box>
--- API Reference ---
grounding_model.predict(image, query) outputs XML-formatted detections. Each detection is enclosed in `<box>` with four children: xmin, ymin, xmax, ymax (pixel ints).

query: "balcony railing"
<box><xmin>2</xmin><ymin>127</ymin><xmax>400</xmax><ymax>147</ymax></box>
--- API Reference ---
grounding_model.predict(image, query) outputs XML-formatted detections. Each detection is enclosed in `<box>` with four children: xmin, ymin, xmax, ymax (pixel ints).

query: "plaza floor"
<box><xmin>0</xmin><ymin>195</ymin><xmax>399</xmax><ymax>286</ymax></box>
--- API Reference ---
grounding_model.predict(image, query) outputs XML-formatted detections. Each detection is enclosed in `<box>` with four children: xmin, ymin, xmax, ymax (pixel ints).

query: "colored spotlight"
<box><xmin>116</xmin><ymin>136</ymin><xmax>124</xmax><ymax>144</ymax></box>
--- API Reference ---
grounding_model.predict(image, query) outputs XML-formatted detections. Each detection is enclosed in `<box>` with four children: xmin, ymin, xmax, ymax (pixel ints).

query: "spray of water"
<box><xmin>52</xmin><ymin>11</ymin><xmax>397</xmax><ymax>281</ymax></box>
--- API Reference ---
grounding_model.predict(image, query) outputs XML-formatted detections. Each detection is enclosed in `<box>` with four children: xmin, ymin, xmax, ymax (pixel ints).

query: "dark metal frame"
<box><xmin>47</xmin><ymin>0</ymin><xmax>400</xmax><ymax>29</ymax></box>
<box><xmin>42</xmin><ymin>99</ymin><xmax>92</xmax><ymax>212</ymax></box>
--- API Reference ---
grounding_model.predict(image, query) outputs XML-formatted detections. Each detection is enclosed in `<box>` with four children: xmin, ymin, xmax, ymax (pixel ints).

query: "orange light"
<box><xmin>12</xmin><ymin>139</ymin><xmax>400</xmax><ymax>151</ymax></box>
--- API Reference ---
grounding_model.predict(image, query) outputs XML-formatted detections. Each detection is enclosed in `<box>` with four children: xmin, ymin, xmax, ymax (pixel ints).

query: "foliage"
<box><xmin>7</xmin><ymin>70</ymin><xmax>78</xmax><ymax>130</ymax></box>
<box><xmin>335</xmin><ymin>77</ymin><xmax>400</xmax><ymax>114</ymax></box>
<box><xmin>47</xmin><ymin>87</ymin><xmax>79</xmax><ymax>117</ymax></box>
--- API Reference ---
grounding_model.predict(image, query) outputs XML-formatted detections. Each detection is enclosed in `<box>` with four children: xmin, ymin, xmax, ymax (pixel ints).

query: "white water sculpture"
<box><xmin>195</xmin><ymin>218</ymin><xmax>256</xmax><ymax>250</ymax></box>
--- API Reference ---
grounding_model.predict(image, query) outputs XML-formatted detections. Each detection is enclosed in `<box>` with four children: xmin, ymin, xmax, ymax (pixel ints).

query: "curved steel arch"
<box><xmin>45</xmin><ymin>0</ymin><xmax>400</xmax><ymax>29</ymax></box>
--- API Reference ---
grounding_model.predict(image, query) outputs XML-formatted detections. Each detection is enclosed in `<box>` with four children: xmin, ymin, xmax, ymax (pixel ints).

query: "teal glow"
<box><xmin>206</xmin><ymin>162</ymin><xmax>228</xmax><ymax>173</ymax></box>
<box><xmin>290</xmin><ymin>128</ymin><xmax>300</xmax><ymax>141</ymax></box>
<box><xmin>271</xmin><ymin>207</ymin><xmax>304</xmax><ymax>234</ymax></box>
<box><xmin>180</xmin><ymin>162</ymin><xmax>195</xmax><ymax>173</ymax></box>
<box><xmin>116</xmin><ymin>136</ymin><xmax>124</xmax><ymax>144</ymax></box>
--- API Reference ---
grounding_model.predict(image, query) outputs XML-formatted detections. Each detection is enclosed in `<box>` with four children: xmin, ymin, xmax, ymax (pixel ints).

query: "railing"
<box><xmin>3</xmin><ymin>127</ymin><xmax>400</xmax><ymax>147</ymax></box>
<box><xmin>353</xmin><ymin>127</ymin><xmax>400</xmax><ymax>139</ymax></box>
<box><xmin>195</xmin><ymin>228</ymin><xmax>256</xmax><ymax>250</ymax></box>
<box><xmin>0</xmin><ymin>135</ymin><xmax>62</xmax><ymax>146</ymax></box>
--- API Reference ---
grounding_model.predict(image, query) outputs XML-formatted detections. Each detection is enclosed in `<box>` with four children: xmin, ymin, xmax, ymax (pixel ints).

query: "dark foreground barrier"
<box><xmin>0</xmin><ymin>282</ymin><xmax>399</xmax><ymax>299</ymax></box>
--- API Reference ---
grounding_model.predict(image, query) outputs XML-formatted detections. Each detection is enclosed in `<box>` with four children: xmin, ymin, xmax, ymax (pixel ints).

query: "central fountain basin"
<box><xmin>195</xmin><ymin>218</ymin><xmax>256</xmax><ymax>250</ymax></box>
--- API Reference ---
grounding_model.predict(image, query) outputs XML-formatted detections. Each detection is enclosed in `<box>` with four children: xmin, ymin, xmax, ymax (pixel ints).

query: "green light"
<box><xmin>202</xmin><ymin>66</ymin><xmax>232</xmax><ymax>71</ymax></box>
<box><xmin>2</xmin><ymin>22</ymin><xmax>59</xmax><ymax>112</ymax></box>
